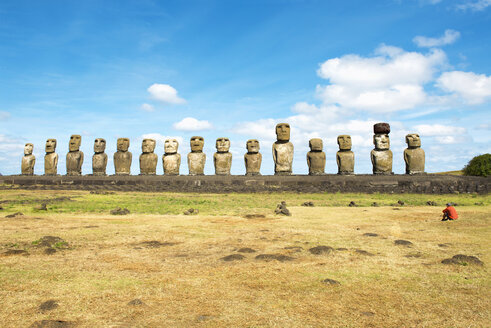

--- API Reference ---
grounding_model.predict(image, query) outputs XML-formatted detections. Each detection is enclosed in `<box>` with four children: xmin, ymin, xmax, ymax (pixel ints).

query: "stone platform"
<box><xmin>0</xmin><ymin>174</ymin><xmax>489</xmax><ymax>194</ymax></box>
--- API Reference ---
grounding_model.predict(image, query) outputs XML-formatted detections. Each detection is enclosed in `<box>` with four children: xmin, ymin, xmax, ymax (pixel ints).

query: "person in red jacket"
<box><xmin>442</xmin><ymin>203</ymin><xmax>458</xmax><ymax>221</ymax></box>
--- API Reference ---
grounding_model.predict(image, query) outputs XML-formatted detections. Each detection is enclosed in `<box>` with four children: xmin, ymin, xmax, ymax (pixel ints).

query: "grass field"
<box><xmin>0</xmin><ymin>191</ymin><xmax>490</xmax><ymax>327</ymax></box>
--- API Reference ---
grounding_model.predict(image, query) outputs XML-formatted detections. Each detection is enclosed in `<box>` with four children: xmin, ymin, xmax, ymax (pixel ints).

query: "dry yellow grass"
<box><xmin>0</xmin><ymin>194</ymin><xmax>489</xmax><ymax>327</ymax></box>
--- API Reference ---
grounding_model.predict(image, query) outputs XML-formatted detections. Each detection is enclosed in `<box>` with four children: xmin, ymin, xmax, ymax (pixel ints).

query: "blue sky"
<box><xmin>1</xmin><ymin>0</ymin><xmax>490</xmax><ymax>175</ymax></box>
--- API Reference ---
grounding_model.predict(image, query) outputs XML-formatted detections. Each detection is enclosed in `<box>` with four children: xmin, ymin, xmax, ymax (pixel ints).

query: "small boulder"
<box><xmin>301</xmin><ymin>201</ymin><xmax>314</xmax><ymax>207</ymax></box>
<box><xmin>371</xmin><ymin>202</ymin><xmax>379</xmax><ymax>207</ymax></box>
<box><xmin>394</xmin><ymin>239</ymin><xmax>413</xmax><ymax>246</ymax></box>
<box><xmin>39</xmin><ymin>300</ymin><xmax>59</xmax><ymax>312</ymax></box>
<box><xmin>426</xmin><ymin>201</ymin><xmax>438</xmax><ymax>206</ymax></box>
<box><xmin>322</xmin><ymin>278</ymin><xmax>340</xmax><ymax>285</ymax></box>
<box><xmin>110</xmin><ymin>207</ymin><xmax>130</xmax><ymax>215</ymax></box>
<box><xmin>348</xmin><ymin>201</ymin><xmax>356</xmax><ymax>207</ymax></box>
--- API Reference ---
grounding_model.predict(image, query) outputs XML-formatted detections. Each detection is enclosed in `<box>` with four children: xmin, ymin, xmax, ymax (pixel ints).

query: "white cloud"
<box><xmin>172</xmin><ymin>117</ymin><xmax>213</xmax><ymax>131</ymax></box>
<box><xmin>0</xmin><ymin>111</ymin><xmax>11</xmax><ymax>120</ymax></box>
<box><xmin>140</xmin><ymin>103</ymin><xmax>155</xmax><ymax>112</ymax></box>
<box><xmin>413</xmin><ymin>29</ymin><xmax>461</xmax><ymax>48</ymax></box>
<box><xmin>436</xmin><ymin>71</ymin><xmax>491</xmax><ymax>104</ymax></box>
<box><xmin>148</xmin><ymin>83</ymin><xmax>186</xmax><ymax>105</ymax></box>
<box><xmin>457</xmin><ymin>0</ymin><xmax>491</xmax><ymax>11</ymax></box>
<box><xmin>414</xmin><ymin>124</ymin><xmax>467</xmax><ymax>136</ymax></box>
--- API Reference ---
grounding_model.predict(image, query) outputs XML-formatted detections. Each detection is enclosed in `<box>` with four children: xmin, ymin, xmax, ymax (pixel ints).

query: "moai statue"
<box><xmin>336</xmin><ymin>135</ymin><xmax>354</xmax><ymax>175</ymax></box>
<box><xmin>188</xmin><ymin>136</ymin><xmax>206</xmax><ymax>175</ymax></box>
<box><xmin>92</xmin><ymin>138</ymin><xmax>107</xmax><ymax>176</ymax></box>
<box><xmin>244</xmin><ymin>139</ymin><xmax>262</xmax><ymax>176</ymax></box>
<box><xmin>44</xmin><ymin>138</ymin><xmax>58</xmax><ymax>176</ymax></box>
<box><xmin>214</xmin><ymin>137</ymin><xmax>232</xmax><ymax>175</ymax></box>
<box><xmin>370</xmin><ymin>123</ymin><xmax>393</xmax><ymax>175</ymax></box>
<box><xmin>114</xmin><ymin>138</ymin><xmax>132</xmax><ymax>175</ymax></box>
<box><xmin>139</xmin><ymin>138</ymin><xmax>158</xmax><ymax>175</ymax></box>
<box><xmin>272</xmin><ymin>123</ymin><xmax>294</xmax><ymax>175</ymax></box>
<box><xmin>66</xmin><ymin>134</ymin><xmax>84</xmax><ymax>176</ymax></box>
<box><xmin>21</xmin><ymin>143</ymin><xmax>35</xmax><ymax>175</ymax></box>
<box><xmin>307</xmin><ymin>138</ymin><xmax>326</xmax><ymax>175</ymax></box>
<box><xmin>163</xmin><ymin>138</ymin><xmax>181</xmax><ymax>175</ymax></box>
<box><xmin>404</xmin><ymin>133</ymin><xmax>425</xmax><ymax>175</ymax></box>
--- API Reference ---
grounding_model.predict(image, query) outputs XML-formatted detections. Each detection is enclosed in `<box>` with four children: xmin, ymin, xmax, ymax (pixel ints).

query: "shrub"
<box><xmin>463</xmin><ymin>154</ymin><xmax>491</xmax><ymax>177</ymax></box>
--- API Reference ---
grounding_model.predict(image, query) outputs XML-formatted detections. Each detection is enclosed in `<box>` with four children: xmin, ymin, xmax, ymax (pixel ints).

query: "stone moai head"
<box><xmin>337</xmin><ymin>135</ymin><xmax>352</xmax><ymax>150</ymax></box>
<box><xmin>69</xmin><ymin>135</ymin><xmax>82</xmax><ymax>152</ymax></box>
<box><xmin>190</xmin><ymin>136</ymin><xmax>204</xmax><ymax>152</ymax></box>
<box><xmin>246</xmin><ymin>139</ymin><xmax>260</xmax><ymax>153</ymax></box>
<box><xmin>276</xmin><ymin>123</ymin><xmax>291</xmax><ymax>142</ymax></box>
<box><xmin>24</xmin><ymin>143</ymin><xmax>33</xmax><ymax>155</ymax></box>
<box><xmin>406</xmin><ymin>134</ymin><xmax>421</xmax><ymax>149</ymax></box>
<box><xmin>164</xmin><ymin>139</ymin><xmax>179</xmax><ymax>154</ymax></box>
<box><xmin>142</xmin><ymin>139</ymin><xmax>156</xmax><ymax>153</ymax></box>
<box><xmin>309</xmin><ymin>138</ymin><xmax>323</xmax><ymax>152</ymax></box>
<box><xmin>216</xmin><ymin>138</ymin><xmax>230</xmax><ymax>153</ymax></box>
<box><xmin>45</xmin><ymin>139</ymin><xmax>57</xmax><ymax>153</ymax></box>
<box><xmin>373</xmin><ymin>123</ymin><xmax>390</xmax><ymax>150</ymax></box>
<box><xmin>117</xmin><ymin>138</ymin><xmax>130</xmax><ymax>152</ymax></box>
<box><xmin>94</xmin><ymin>138</ymin><xmax>106</xmax><ymax>153</ymax></box>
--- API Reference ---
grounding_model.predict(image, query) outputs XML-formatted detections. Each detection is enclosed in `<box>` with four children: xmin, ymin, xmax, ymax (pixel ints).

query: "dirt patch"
<box><xmin>322</xmin><ymin>278</ymin><xmax>340</xmax><ymax>285</ymax></box>
<box><xmin>127</xmin><ymin>299</ymin><xmax>144</xmax><ymax>306</ymax></box>
<box><xmin>137</xmin><ymin>241</ymin><xmax>178</xmax><ymax>248</ymax></box>
<box><xmin>221</xmin><ymin>254</ymin><xmax>245</xmax><ymax>261</ymax></box>
<box><xmin>394</xmin><ymin>239</ymin><xmax>413</xmax><ymax>246</ymax></box>
<box><xmin>5</xmin><ymin>212</ymin><xmax>24</xmax><ymax>218</ymax></box>
<box><xmin>441</xmin><ymin>254</ymin><xmax>484</xmax><ymax>266</ymax></box>
<box><xmin>29</xmin><ymin>320</ymin><xmax>74</xmax><ymax>328</ymax></box>
<box><xmin>237</xmin><ymin>247</ymin><xmax>256</xmax><ymax>253</ymax></box>
<box><xmin>243</xmin><ymin>214</ymin><xmax>266</xmax><ymax>219</ymax></box>
<box><xmin>32</xmin><ymin>236</ymin><xmax>68</xmax><ymax>248</ymax></box>
<box><xmin>1</xmin><ymin>249</ymin><xmax>29</xmax><ymax>257</ymax></box>
<box><xmin>363</xmin><ymin>233</ymin><xmax>378</xmax><ymax>237</ymax></box>
<box><xmin>405</xmin><ymin>252</ymin><xmax>422</xmax><ymax>258</ymax></box>
<box><xmin>355</xmin><ymin>249</ymin><xmax>374</xmax><ymax>256</ymax></box>
<box><xmin>309</xmin><ymin>246</ymin><xmax>334</xmax><ymax>255</ymax></box>
<box><xmin>39</xmin><ymin>300</ymin><xmax>59</xmax><ymax>312</ymax></box>
<box><xmin>110</xmin><ymin>207</ymin><xmax>130</xmax><ymax>215</ymax></box>
<box><xmin>255</xmin><ymin>254</ymin><xmax>295</xmax><ymax>262</ymax></box>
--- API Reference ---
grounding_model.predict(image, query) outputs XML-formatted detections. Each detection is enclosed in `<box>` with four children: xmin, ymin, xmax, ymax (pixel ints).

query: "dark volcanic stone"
<box><xmin>394</xmin><ymin>239</ymin><xmax>413</xmax><ymax>246</ymax></box>
<box><xmin>441</xmin><ymin>254</ymin><xmax>483</xmax><ymax>266</ymax></box>
<box><xmin>221</xmin><ymin>254</ymin><xmax>245</xmax><ymax>261</ymax></box>
<box><xmin>322</xmin><ymin>278</ymin><xmax>341</xmax><ymax>285</ymax></box>
<box><xmin>373</xmin><ymin>122</ymin><xmax>390</xmax><ymax>134</ymax></box>
<box><xmin>309</xmin><ymin>246</ymin><xmax>334</xmax><ymax>255</ymax></box>
<box><xmin>255</xmin><ymin>254</ymin><xmax>294</xmax><ymax>262</ymax></box>
<box><xmin>39</xmin><ymin>300</ymin><xmax>59</xmax><ymax>311</ymax></box>
<box><xmin>301</xmin><ymin>201</ymin><xmax>314</xmax><ymax>207</ymax></box>
<box><xmin>426</xmin><ymin>201</ymin><xmax>438</xmax><ymax>206</ymax></box>
<box><xmin>397</xmin><ymin>200</ymin><xmax>405</xmax><ymax>206</ymax></box>
<box><xmin>110</xmin><ymin>207</ymin><xmax>130</xmax><ymax>215</ymax></box>
<box><xmin>348</xmin><ymin>201</ymin><xmax>356</xmax><ymax>207</ymax></box>
<box><xmin>237</xmin><ymin>247</ymin><xmax>256</xmax><ymax>253</ymax></box>
<box><xmin>29</xmin><ymin>320</ymin><xmax>74</xmax><ymax>328</ymax></box>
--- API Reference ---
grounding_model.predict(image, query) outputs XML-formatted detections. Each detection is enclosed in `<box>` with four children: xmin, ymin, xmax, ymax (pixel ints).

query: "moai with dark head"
<box><xmin>307</xmin><ymin>138</ymin><xmax>326</xmax><ymax>175</ymax></box>
<box><xmin>66</xmin><ymin>135</ymin><xmax>83</xmax><ymax>176</ymax></box>
<box><xmin>336</xmin><ymin>135</ymin><xmax>354</xmax><ymax>175</ymax></box>
<box><xmin>214</xmin><ymin>137</ymin><xmax>232</xmax><ymax>175</ymax></box>
<box><xmin>188</xmin><ymin>136</ymin><xmax>206</xmax><ymax>175</ymax></box>
<box><xmin>163</xmin><ymin>138</ymin><xmax>181</xmax><ymax>175</ymax></box>
<box><xmin>371</xmin><ymin>123</ymin><xmax>393</xmax><ymax>175</ymax></box>
<box><xmin>244</xmin><ymin>139</ymin><xmax>262</xmax><ymax>176</ymax></box>
<box><xmin>272</xmin><ymin>123</ymin><xmax>294</xmax><ymax>175</ymax></box>
<box><xmin>404</xmin><ymin>133</ymin><xmax>425</xmax><ymax>175</ymax></box>
<box><xmin>140</xmin><ymin>138</ymin><xmax>158</xmax><ymax>175</ymax></box>
<box><xmin>114</xmin><ymin>138</ymin><xmax>132</xmax><ymax>175</ymax></box>
<box><xmin>44</xmin><ymin>139</ymin><xmax>58</xmax><ymax>175</ymax></box>
<box><xmin>21</xmin><ymin>143</ymin><xmax>35</xmax><ymax>175</ymax></box>
<box><xmin>92</xmin><ymin>138</ymin><xmax>107</xmax><ymax>176</ymax></box>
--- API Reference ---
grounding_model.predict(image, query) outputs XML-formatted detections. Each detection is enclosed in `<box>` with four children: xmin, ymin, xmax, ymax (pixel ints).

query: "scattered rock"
<box><xmin>274</xmin><ymin>201</ymin><xmax>291</xmax><ymax>216</ymax></box>
<box><xmin>322</xmin><ymin>278</ymin><xmax>340</xmax><ymax>285</ymax></box>
<box><xmin>371</xmin><ymin>202</ymin><xmax>379</xmax><ymax>207</ymax></box>
<box><xmin>301</xmin><ymin>201</ymin><xmax>314</xmax><ymax>207</ymax></box>
<box><xmin>255</xmin><ymin>254</ymin><xmax>295</xmax><ymax>262</ymax></box>
<box><xmin>221</xmin><ymin>254</ymin><xmax>245</xmax><ymax>261</ymax></box>
<box><xmin>34</xmin><ymin>203</ymin><xmax>47</xmax><ymax>211</ymax></box>
<box><xmin>243</xmin><ymin>214</ymin><xmax>266</xmax><ymax>219</ymax></box>
<box><xmin>183</xmin><ymin>208</ymin><xmax>199</xmax><ymax>215</ymax></box>
<box><xmin>39</xmin><ymin>300</ymin><xmax>59</xmax><ymax>312</ymax></box>
<box><xmin>441</xmin><ymin>254</ymin><xmax>483</xmax><ymax>266</ymax></box>
<box><xmin>363</xmin><ymin>233</ymin><xmax>378</xmax><ymax>237</ymax></box>
<box><xmin>355</xmin><ymin>249</ymin><xmax>374</xmax><ymax>256</ymax></box>
<box><xmin>1</xmin><ymin>249</ymin><xmax>29</xmax><ymax>257</ymax></box>
<box><xmin>44</xmin><ymin>248</ymin><xmax>57</xmax><ymax>255</ymax></box>
<box><xmin>397</xmin><ymin>200</ymin><xmax>405</xmax><ymax>206</ymax></box>
<box><xmin>110</xmin><ymin>207</ymin><xmax>130</xmax><ymax>215</ymax></box>
<box><xmin>426</xmin><ymin>201</ymin><xmax>438</xmax><ymax>206</ymax></box>
<box><xmin>29</xmin><ymin>320</ymin><xmax>74</xmax><ymax>328</ymax></box>
<box><xmin>127</xmin><ymin>299</ymin><xmax>144</xmax><ymax>306</ymax></box>
<box><xmin>309</xmin><ymin>246</ymin><xmax>334</xmax><ymax>255</ymax></box>
<box><xmin>32</xmin><ymin>236</ymin><xmax>67</xmax><ymax>248</ymax></box>
<box><xmin>138</xmin><ymin>241</ymin><xmax>178</xmax><ymax>248</ymax></box>
<box><xmin>438</xmin><ymin>243</ymin><xmax>450</xmax><ymax>248</ymax></box>
<box><xmin>237</xmin><ymin>247</ymin><xmax>256</xmax><ymax>253</ymax></box>
<box><xmin>348</xmin><ymin>201</ymin><xmax>356</xmax><ymax>207</ymax></box>
<box><xmin>394</xmin><ymin>239</ymin><xmax>413</xmax><ymax>246</ymax></box>
<box><xmin>5</xmin><ymin>212</ymin><xmax>24</xmax><ymax>218</ymax></box>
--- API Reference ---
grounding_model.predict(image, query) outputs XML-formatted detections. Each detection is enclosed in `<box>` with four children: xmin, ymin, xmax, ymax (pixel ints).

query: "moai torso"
<box><xmin>163</xmin><ymin>139</ymin><xmax>181</xmax><ymax>175</ymax></box>
<box><xmin>336</xmin><ymin>135</ymin><xmax>354</xmax><ymax>175</ymax></box>
<box><xmin>188</xmin><ymin>136</ymin><xmax>206</xmax><ymax>175</ymax></box>
<box><xmin>244</xmin><ymin>139</ymin><xmax>262</xmax><ymax>176</ymax></box>
<box><xmin>140</xmin><ymin>139</ymin><xmax>158</xmax><ymax>175</ymax></box>
<box><xmin>44</xmin><ymin>139</ymin><xmax>58</xmax><ymax>175</ymax></box>
<box><xmin>371</xmin><ymin>123</ymin><xmax>393</xmax><ymax>175</ymax></box>
<box><xmin>21</xmin><ymin>143</ymin><xmax>35</xmax><ymax>175</ymax></box>
<box><xmin>214</xmin><ymin>138</ymin><xmax>232</xmax><ymax>175</ymax></box>
<box><xmin>404</xmin><ymin>134</ymin><xmax>425</xmax><ymax>174</ymax></box>
<box><xmin>66</xmin><ymin>135</ymin><xmax>84</xmax><ymax>176</ymax></box>
<box><xmin>114</xmin><ymin>138</ymin><xmax>132</xmax><ymax>175</ymax></box>
<box><xmin>307</xmin><ymin>138</ymin><xmax>325</xmax><ymax>175</ymax></box>
<box><xmin>92</xmin><ymin>138</ymin><xmax>107</xmax><ymax>176</ymax></box>
<box><xmin>273</xmin><ymin>123</ymin><xmax>294</xmax><ymax>175</ymax></box>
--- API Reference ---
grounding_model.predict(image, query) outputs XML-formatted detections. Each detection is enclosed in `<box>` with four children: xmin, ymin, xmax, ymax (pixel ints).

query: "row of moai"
<box><xmin>21</xmin><ymin>122</ymin><xmax>425</xmax><ymax>176</ymax></box>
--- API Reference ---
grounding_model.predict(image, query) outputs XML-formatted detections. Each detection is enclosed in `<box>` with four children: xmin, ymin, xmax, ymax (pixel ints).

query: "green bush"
<box><xmin>463</xmin><ymin>154</ymin><xmax>491</xmax><ymax>177</ymax></box>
